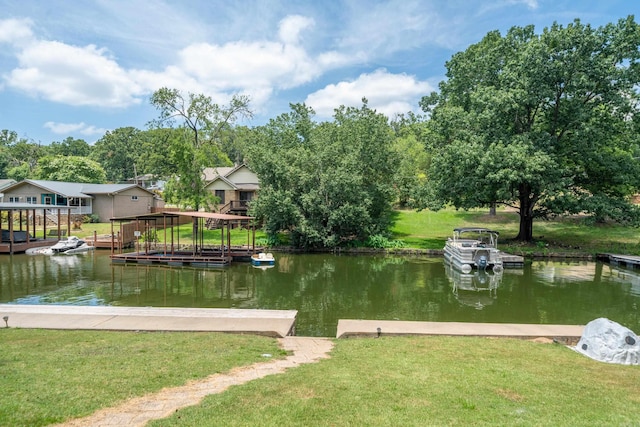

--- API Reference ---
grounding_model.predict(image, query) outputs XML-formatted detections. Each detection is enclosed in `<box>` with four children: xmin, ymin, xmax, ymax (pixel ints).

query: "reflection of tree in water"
<box><xmin>256</xmin><ymin>254</ymin><xmax>453</xmax><ymax>336</ymax></box>
<box><xmin>109</xmin><ymin>264</ymin><xmax>259</xmax><ymax>308</ymax></box>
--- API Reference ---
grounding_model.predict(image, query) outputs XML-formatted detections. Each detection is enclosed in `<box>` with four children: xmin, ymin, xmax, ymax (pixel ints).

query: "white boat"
<box><xmin>443</xmin><ymin>227</ymin><xmax>503</xmax><ymax>273</ymax></box>
<box><xmin>251</xmin><ymin>252</ymin><xmax>275</xmax><ymax>266</ymax></box>
<box><xmin>65</xmin><ymin>244</ymin><xmax>95</xmax><ymax>255</ymax></box>
<box><xmin>50</xmin><ymin>236</ymin><xmax>88</xmax><ymax>253</ymax></box>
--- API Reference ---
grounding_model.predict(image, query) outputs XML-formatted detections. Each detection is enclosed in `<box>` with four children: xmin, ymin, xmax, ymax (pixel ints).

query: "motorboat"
<box><xmin>443</xmin><ymin>227</ymin><xmax>503</xmax><ymax>273</ymax></box>
<box><xmin>251</xmin><ymin>252</ymin><xmax>275</xmax><ymax>266</ymax></box>
<box><xmin>50</xmin><ymin>236</ymin><xmax>88</xmax><ymax>253</ymax></box>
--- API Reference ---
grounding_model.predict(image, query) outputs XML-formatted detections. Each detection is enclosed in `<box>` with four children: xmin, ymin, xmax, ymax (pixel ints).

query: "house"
<box><xmin>0</xmin><ymin>179</ymin><xmax>164</xmax><ymax>221</ymax></box>
<box><xmin>203</xmin><ymin>164</ymin><xmax>259</xmax><ymax>215</ymax></box>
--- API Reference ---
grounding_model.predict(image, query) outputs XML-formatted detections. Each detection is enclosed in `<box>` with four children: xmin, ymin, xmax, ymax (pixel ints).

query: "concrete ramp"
<box><xmin>0</xmin><ymin>305</ymin><xmax>297</xmax><ymax>338</ymax></box>
<box><xmin>337</xmin><ymin>319</ymin><xmax>584</xmax><ymax>344</ymax></box>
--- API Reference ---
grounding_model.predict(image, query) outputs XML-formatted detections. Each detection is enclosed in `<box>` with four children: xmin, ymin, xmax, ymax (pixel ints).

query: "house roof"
<box><xmin>110</xmin><ymin>211</ymin><xmax>254</xmax><ymax>222</ymax></box>
<box><xmin>0</xmin><ymin>179</ymin><xmax>16</xmax><ymax>191</ymax></box>
<box><xmin>203</xmin><ymin>164</ymin><xmax>259</xmax><ymax>190</ymax></box>
<box><xmin>4</xmin><ymin>180</ymin><xmax>156</xmax><ymax>198</ymax></box>
<box><xmin>202</xmin><ymin>166</ymin><xmax>235</xmax><ymax>182</ymax></box>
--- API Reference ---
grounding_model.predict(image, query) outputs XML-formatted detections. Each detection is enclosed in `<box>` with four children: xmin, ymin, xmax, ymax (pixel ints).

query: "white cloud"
<box><xmin>8</xmin><ymin>40</ymin><xmax>143</xmax><ymax>107</ymax></box>
<box><xmin>278</xmin><ymin>15</ymin><xmax>314</xmax><ymax>45</ymax></box>
<box><xmin>44</xmin><ymin>121</ymin><xmax>107</xmax><ymax>136</ymax></box>
<box><xmin>305</xmin><ymin>69</ymin><xmax>434</xmax><ymax>119</ymax></box>
<box><xmin>0</xmin><ymin>18</ymin><xmax>35</xmax><ymax>47</ymax></box>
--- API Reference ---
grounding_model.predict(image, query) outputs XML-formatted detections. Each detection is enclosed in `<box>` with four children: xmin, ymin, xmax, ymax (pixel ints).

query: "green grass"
<box><xmin>149</xmin><ymin>336</ymin><xmax>640</xmax><ymax>427</ymax></box>
<box><xmin>0</xmin><ymin>329</ymin><xmax>285</xmax><ymax>427</ymax></box>
<box><xmin>7</xmin><ymin>330</ymin><xmax>639</xmax><ymax>426</ymax></box>
<box><xmin>390</xmin><ymin>208</ymin><xmax>640</xmax><ymax>256</ymax></box>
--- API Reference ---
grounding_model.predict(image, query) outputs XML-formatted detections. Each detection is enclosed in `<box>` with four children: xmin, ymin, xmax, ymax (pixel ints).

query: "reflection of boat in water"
<box><xmin>444</xmin><ymin>227</ymin><xmax>503</xmax><ymax>273</ymax></box>
<box><xmin>445</xmin><ymin>261</ymin><xmax>502</xmax><ymax>309</ymax></box>
<box><xmin>251</xmin><ymin>252</ymin><xmax>275</xmax><ymax>267</ymax></box>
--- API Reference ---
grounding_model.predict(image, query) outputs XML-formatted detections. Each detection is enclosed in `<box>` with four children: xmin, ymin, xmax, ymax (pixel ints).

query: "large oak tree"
<box><xmin>420</xmin><ymin>17</ymin><xmax>640</xmax><ymax>241</ymax></box>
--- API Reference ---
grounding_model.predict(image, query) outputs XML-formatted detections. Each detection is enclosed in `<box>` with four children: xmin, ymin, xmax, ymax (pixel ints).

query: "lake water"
<box><xmin>1</xmin><ymin>251</ymin><xmax>639</xmax><ymax>337</ymax></box>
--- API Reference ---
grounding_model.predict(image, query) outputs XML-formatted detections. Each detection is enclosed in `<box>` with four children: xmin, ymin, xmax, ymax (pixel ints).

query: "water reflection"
<box><xmin>1</xmin><ymin>251</ymin><xmax>640</xmax><ymax>337</ymax></box>
<box><xmin>444</xmin><ymin>262</ymin><xmax>501</xmax><ymax>310</ymax></box>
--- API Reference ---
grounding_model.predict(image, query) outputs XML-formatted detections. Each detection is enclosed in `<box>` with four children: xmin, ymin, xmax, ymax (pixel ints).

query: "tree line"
<box><xmin>2</xmin><ymin>16</ymin><xmax>640</xmax><ymax>246</ymax></box>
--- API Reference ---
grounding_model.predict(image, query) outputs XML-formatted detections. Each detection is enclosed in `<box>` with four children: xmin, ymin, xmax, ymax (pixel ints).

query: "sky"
<box><xmin>1</xmin><ymin>0</ymin><xmax>639</xmax><ymax>145</ymax></box>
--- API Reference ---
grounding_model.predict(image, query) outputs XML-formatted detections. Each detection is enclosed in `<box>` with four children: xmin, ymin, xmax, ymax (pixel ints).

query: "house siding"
<box><xmin>92</xmin><ymin>187</ymin><xmax>160</xmax><ymax>220</ymax></box>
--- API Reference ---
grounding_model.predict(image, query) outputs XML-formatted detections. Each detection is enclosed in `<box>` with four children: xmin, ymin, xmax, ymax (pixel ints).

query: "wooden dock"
<box><xmin>597</xmin><ymin>253</ymin><xmax>640</xmax><ymax>269</ymax></box>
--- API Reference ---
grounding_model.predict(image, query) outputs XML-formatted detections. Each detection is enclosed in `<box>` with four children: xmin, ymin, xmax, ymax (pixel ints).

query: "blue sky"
<box><xmin>1</xmin><ymin>0</ymin><xmax>639</xmax><ymax>145</ymax></box>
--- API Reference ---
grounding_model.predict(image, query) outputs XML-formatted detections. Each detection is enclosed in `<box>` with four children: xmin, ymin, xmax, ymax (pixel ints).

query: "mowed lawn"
<box><xmin>391</xmin><ymin>208</ymin><xmax>640</xmax><ymax>255</ymax></box>
<box><xmin>3</xmin><ymin>329</ymin><xmax>640</xmax><ymax>426</ymax></box>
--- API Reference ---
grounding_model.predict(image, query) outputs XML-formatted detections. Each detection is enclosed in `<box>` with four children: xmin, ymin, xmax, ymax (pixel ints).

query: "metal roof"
<box><xmin>110</xmin><ymin>211</ymin><xmax>254</xmax><ymax>222</ymax></box>
<box><xmin>9</xmin><ymin>180</ymin><xmax>154</xmax><ymax>198</ymax></box>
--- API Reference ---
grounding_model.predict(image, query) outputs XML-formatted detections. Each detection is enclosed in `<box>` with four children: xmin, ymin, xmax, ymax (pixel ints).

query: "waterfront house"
<box><xmin>203</xmin><ymin>164</ymin><xmax>259</xmax><ymax>215</ymax></box>
<box><xmin>0</xmin><ymin>179</ymin><xmax>164</xmax><ymax>221</ymax></box>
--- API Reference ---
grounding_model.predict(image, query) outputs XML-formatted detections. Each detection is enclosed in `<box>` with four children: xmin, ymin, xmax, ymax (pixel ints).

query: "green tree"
<box><xmin>390</xmin><ymin>113</ymin><xmax>430</xmax><ymax>208</ymax></box>
<box><xmin>420</xmin><ymin>17</ymin><xmax>640</xmax><ymax>241</ymax></box>
<box><xmin>246</xmin><ymin>101</ymin><xmax>397</xmax><ymax>249</ymax></box>
<box><xmin>0</xmin><ymin>130</ymin><xmax>45</xmax><ymax>180</ymax></box>
<box><xmin>35</xmin><ymin>156</ymin><xmax>107</xmax><ymax>183</ymax></box>
<box><xmin>91</xmin><ymin>127</ymin><xmax>144</xmax><ymax>183</ymax></box>
<box><xmin>47</xmin><ymin>137</ymin><xmax>92</xmax><ymax>157</ymax></box>
<box><xmin>149</xmin><ymin>87</ymin><xmax>251</xmax><ymax>210</ymax></box>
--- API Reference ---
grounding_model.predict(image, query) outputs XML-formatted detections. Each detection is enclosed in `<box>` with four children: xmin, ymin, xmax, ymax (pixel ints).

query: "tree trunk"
<box><xmin>489</xmin><ymin>202</ymin><xmax>496</xmax><ymax>216</ymax></box>
<box><xmin>516</xmin><ymin>184</ymin><xmax>534</xmax><ymax>242</ymax></box>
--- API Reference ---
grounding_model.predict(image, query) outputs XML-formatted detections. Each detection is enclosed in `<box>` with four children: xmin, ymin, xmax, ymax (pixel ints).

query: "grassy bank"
<box><xmin>4</xmin><ymin>328</ymin><xmax>638</xmax><ymax>426</ymax></box>
<box><xmin>391</xmin><ymin>208</ymin><xmax>640</xmax><ymax>256</ymax></box>
<box><xmin>150</xmin><ymin>336</ymin><xmax>640</xmax><ymax>426</ymax></box>
<box><xmin>0</xmin><ymin>329</ymin><xmax>284</xmax><ymax>427</ymax></box>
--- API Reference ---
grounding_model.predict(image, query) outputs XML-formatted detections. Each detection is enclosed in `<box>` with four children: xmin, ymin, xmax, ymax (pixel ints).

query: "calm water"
<box><xmin>1</xmin><ymin>251</ymin><xmax>639</xmax><ymax>337</ymax></box>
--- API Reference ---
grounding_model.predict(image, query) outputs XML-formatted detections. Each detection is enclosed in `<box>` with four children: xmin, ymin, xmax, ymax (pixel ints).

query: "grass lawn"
<box><xmin>390</xmin><ymin>208</ymin><xmax>640</xmax><ymax>256</ymax></box>
<box><xmin>148</xmin><ymin>336</ymin><xmax>639</xmax><ymax>426</ymax></box>
<box><xmin>0</xmin><ymin>329</ymin><xmax>285</xmax><ymax>427</ymax></box>
<box><xmin>6</xmin><ymin>330</ymin><xmax>640</xmax><ymax>426</ymax></box>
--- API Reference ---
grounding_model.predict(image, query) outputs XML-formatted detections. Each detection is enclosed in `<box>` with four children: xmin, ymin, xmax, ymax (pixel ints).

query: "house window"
<box><xmin>9</xmin><ymin>196</ymin><xmax>20</xmax><ymax>202</ymax></box>
<box><xmin>131</xmin><ymin>196</ymin><xmax>138</xmax><ymax>201</ymax></box>
<box><xmin>239</xmin><ymin>191</ymin><xmax>253</xmax><ymax>201</ymax></box>
<box><xmin>215</xmin><ymin>190</ymin><xmax>225</xmax><ymax>204</ymax></box>
<box><xmin>26</xmin><ymin>196</ymin><xmax>37</xmax><ymax>204</ymax></box>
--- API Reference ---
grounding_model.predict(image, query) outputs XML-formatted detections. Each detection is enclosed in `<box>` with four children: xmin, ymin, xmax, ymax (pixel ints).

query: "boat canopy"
<box><xmin>453</xmin><ymin>227</ymin><xmax>499</xmax><ymax>235</ymax></box>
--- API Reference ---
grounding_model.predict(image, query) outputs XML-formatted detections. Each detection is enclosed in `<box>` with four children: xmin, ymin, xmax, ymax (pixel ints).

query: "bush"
<box><xmin>83</xmin><ymin>214</ymin><xmax>100</xmax><ymax>223</ymax></box>
<box><xmin>364</xmin><ymin>234</ymin><xmax>406</xmax><ymax>249</ymax></box>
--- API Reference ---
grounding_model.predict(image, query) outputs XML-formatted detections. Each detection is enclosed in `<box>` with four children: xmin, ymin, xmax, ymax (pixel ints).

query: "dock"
<box><xmin>597</xmin><ymin>253</ymin><xmax>640</xmax><ymax>269</ymax></box>
<box><xmin>0</xmin><ymin>305</ymin><xmax>297</xmax><ymax>338</ymax></box>
<box><xmin>502</xmin><ymin>253</ymin><xmax>524</xmax><ymax>268</ymax></box>
<box><xmin>336</xmin><ymin>319</ymin><xmax>584</xmax><ymax>344</ymax></box>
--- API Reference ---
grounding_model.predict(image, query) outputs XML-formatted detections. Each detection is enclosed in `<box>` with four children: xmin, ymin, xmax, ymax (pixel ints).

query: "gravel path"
<box><xmin>55</xmin><ymin>337</ymin><xmax>334</xmax><ymax>427</ymax></box>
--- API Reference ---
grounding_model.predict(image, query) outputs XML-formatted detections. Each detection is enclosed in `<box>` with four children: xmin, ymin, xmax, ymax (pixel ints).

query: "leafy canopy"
<box><xmin>246</xmin><ymin>101</ymin><xmax>397</xmax><ymax>249</ymax></box>
<box><xmin>420</xmin><ymin>16</ymin><xmax>640</xmax><ymax>241</ymax></box>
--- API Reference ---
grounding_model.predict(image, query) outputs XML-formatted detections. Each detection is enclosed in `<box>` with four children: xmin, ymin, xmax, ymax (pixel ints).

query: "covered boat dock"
<box><xmin>0</xmin><ymin>202</ymin><xmax>75</xmax><ymax>254</ymax></box>
<box><xmin>109</xmin><ymin>211</ymin><xmax>259</xmax><ymax>267</ymax></box>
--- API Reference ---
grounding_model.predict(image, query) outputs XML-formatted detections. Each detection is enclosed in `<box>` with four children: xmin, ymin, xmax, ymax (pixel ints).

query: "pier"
<box><xmin>597</xmin><ymin>253</ymin><xmax>640</xmax><ymax>269</ymax></box>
